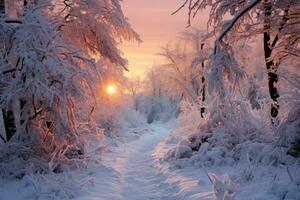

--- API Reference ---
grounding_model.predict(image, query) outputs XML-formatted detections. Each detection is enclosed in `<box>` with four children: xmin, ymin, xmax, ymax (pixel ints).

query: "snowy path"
<box><xmin>77</xmin><ymin>123</ymin><xmax>213</xmax><ymax>200</ymax></box>
<box><xmin>2</xmin><ymin>122</ymin><xmax>295</xmax><ymax>200</ymax></box>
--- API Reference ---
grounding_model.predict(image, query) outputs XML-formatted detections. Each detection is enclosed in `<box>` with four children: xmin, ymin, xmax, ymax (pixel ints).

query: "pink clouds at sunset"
<box><xmin>121</xmin><ymin>0</ymin><xmax>207</xmax><ymax>78</ymax></box>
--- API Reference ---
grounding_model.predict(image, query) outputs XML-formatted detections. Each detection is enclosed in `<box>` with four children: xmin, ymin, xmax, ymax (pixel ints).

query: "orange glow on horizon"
<box><xmin>120</xmin><ymin>0</ymin><xmax>207</xmax><ymax>79</ymax></box>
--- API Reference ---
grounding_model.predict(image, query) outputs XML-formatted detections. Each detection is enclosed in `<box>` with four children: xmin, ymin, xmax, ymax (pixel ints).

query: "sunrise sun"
<box><xmin>105</xmin><ymin>84</ymin><xmax>118</xmax><ymax>95</ymax></box>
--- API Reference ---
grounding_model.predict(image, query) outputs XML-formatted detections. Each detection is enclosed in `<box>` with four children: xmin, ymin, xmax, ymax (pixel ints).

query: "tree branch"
<box><xmin>0</xmin><ymin>134</ymin><xmax>6</xmax><ymax>143</ymax></box>
<box><xmin>4</xmin><ymin>19</ymin><xmax>22</xmax><ymax>24</ymax></box>
<box><xmin>214</xmin><ymin>0</ymin><xmax>261</xmax><ymax>54</ymax></box>
<box><xmin>271</xmin><ymin>4</ymin><xmax>290</xmax><ymax>48</ymax></box>
<box><xmin>172</xmin><ymin>0</ymin><xmax>188</xmax><ymax>15</ymax></box>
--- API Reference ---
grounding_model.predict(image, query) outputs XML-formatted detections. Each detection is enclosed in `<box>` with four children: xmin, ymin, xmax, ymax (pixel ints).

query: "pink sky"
<box><xmin>121</xmin><ymin>0</ymin><xmax>207</xmax><ymax>78</ymax></box>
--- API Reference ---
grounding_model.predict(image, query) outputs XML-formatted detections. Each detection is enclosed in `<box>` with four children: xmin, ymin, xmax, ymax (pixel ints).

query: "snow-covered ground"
<box><xmin>0</xmin><ymin>121</ymin><xmax>211</xmax><ymax>200</ymax></box>
<box><xmin>75</xmin><ymin>121</ymin><xmax>213</xmax><ymax>200</ymax></box>
<box><xmin>0</xmin><ymin>121</ymin><xmax>299</xmax><ymax>200</ymax></box>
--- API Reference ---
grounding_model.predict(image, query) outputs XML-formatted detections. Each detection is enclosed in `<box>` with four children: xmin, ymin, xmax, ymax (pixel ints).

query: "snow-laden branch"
<box><xmin>214</xmin><ymin>0</ymin><xmax>261</xmax><ymax>54</ymax></box>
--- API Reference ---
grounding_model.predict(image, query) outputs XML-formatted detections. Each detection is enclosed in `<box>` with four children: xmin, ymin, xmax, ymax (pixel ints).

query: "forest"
<box><xmin>0</xmin><ymin>0</ymin><xmax>299</xmax><ymax>199</ymax></box>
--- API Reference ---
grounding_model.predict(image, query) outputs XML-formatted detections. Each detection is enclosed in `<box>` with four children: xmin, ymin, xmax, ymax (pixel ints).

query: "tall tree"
<box><xmin>158</xmin><ymin>43</ymin><xmax>197</xmax><ymax>103</ymax></box>
<box><xmin>182</xmin><ymin>29</ymin><xmax>210</xmax><ymax>117</ymax></box>
<box><xmin>176</xmin><ymin>0</ymin><xmax>300</xmax><ymax>119</ymax></box>
<box><xmin>0</xmin><ymin>0</ymin><xmax>139</xmax><ymax>168</ymax></box>
<box><xmin>200</xmin><ymin>43</ymin><xmax>206</xmax><ymax>118</ymax></box>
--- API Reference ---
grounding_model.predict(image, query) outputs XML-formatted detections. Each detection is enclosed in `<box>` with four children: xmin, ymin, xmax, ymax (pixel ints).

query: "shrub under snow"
<box><xmin>166</xmin><ymin>97</ymin><xmax>299</xmax><ymax>167</ymax></box>
<box><xmin>163</xmin><ymin>96</ymin><xmax>300</xmax><ymax>199</ymax></box>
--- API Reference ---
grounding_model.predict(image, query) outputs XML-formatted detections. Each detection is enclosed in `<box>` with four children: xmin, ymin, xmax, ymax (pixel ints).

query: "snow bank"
<box><xmin>161</xmin><ymin>98</ymin><xmax>300</xmax><ymax>199</ymax></box>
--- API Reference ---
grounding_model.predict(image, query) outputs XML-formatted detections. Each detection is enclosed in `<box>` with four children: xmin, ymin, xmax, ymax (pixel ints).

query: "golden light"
<box><xmin>105</xmin><ymin>84</ymin><xmax>118</xmax><ymax>96</ymax></box>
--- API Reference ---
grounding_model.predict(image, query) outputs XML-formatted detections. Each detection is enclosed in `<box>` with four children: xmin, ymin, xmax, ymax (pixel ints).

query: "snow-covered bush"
<box><xmin>166</xmin><ymin>94</ymin><xmax>299</xmax><ymax>167</ymax></box>
<box><xmin>277</xmin><ymin>70</ymin><xmax>300</xmax><ymax>158</ymax></box>
<box><xmin>177</xmin><ymin>100</ymin><xmax>204</xmax><ymax>132</ymax></box>
<box><xmin>138</xmin><ymin>95</ymin><xmax>179</xmax><ymax>124</ymax></box>
<box><xmin>113</xmin><ymin>108</ymin><xmax>146</xmax><ymax>129</ymax></box>
<box><xmin>208</xmin><ymin>173</ymin><xmax>238</xmax><ymax>200</ymax></box>
<box><xmin>136</xmin><ymin>65</ymin><xmax>181</xmax><ymax>124</ymax></box>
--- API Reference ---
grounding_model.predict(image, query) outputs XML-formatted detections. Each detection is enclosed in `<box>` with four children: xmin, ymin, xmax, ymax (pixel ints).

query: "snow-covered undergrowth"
<box><xmin>138</xmin><ymin>95</ymin><xmax>179</xmax><ymax>124</ymax></box>
<box><xmin>101</xmin><ymin>107</ymin><xmax>153</xmax><ymax>145</ymax></box>
<box><xmin>0</xmin><ymin>107</ymin><xmax>151</xmax><ymax>200</ymax></box>
<box><xmin>162</xmin><ymin>99</ymin><xmax>300</xmax><ymax>199</ymax></box>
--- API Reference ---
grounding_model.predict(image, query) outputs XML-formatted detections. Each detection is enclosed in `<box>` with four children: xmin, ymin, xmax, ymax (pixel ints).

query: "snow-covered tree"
<box><xmin>0</xmin><ymin>0</ymin><xmax>139</xmax><ymax>171</ymax></box>
<box><xmin>0</xmin><ymin>1</ymin><xmax>96</xmax><ymax>152</ymax></box>
<box><xmin>53</xmin><ymin>0</ymin><xmax>141</xmax><ymax>129</ymax></box>
<box><xmin>181</xmin><ymin>29</ymin><xmax>211</xmax><ymax>117</ymax></box>
<box><xmin>158</xmin><ymin>42</ymin><xmax>197</xmax><ymax>102</ymax></box>
<box><xmin>57</xmin><ymin>0</ymin><xmax>141</xmax><ymax>68</ymax></box>
<box><xmin>128</xmin><ymin>77</ymin><xmax>142</xmax><ymax>111</ymax></box>
<box><xmin>156</xmin><ymin>29</ymin><xmax>212</xmax><ymax>118</ymax></box>
<box><xmin>136</xmin><ymin>66</ymin><xmax>180</xmax><ymax>123</ymax></box>
<box><xmin>177</xmin><ymin>0</ymin><xmax>300</xmax><ymax>118</ymax></box>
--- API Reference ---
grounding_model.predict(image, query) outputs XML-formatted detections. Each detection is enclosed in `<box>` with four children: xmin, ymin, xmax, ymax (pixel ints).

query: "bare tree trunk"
<box><xmin>200</xmin><ymin>43</ymin><xmax>205</xmax><ymax>118</ymax></box>
<box><xmin>264</xmin><ymin>0</ymin><xmax>280</xmax><ymax>119</ymax></box>
<box><xmin>2</xmin><ymin>109</ymin><xmax>16</xmax><ymax>141</ymax></box>
<box><xmin>0</xmin><ymin>0</ymin><xmax>4</xmax><ymax>13</ymax></box>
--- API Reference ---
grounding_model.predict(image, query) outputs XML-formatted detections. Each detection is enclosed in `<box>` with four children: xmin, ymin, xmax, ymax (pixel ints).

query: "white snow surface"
<box><xmin>74</xmin><ymin>121</ymin><xmax>213</xmax><ymax>200</ymax></box>
<box><xmin>0</xmin><ymin>121</ymin><xmax>212</xmax><ymax>200</ymax></box>
<box><xmin>0</xmin><ymin>121</ymin><xmax>299</xmax><ymax>200</ymax></box>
